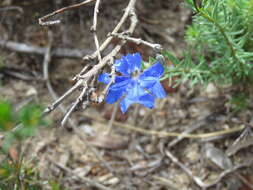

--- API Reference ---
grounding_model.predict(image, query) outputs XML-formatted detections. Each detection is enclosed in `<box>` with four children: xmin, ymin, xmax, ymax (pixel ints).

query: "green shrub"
<box><xmin>0</xmin><ymin>101</ymin><xmax>48</xmax><ymax>190</ymax></box>
<box><xmin>163</xmin><ymin>0</ymin><xmax>253</xmax><ymax>87</ymax></box>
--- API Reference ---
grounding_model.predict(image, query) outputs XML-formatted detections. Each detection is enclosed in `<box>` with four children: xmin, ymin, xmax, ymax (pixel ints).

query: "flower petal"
<box><xmin>140</xmin><ymin>62</ymin><xmax>164</xmax><ymax>78</ymax></box>
<box><xmin>120</xmin><ymin>91</ymin><xmax>155</xmax><ymax>113</ymax></box>
<box><xmin>138</xmin><ymin>76</ymin><xmax>157</xmax><ymax>89</ymax></box>
<box><xmin>115</xmin><ymin>76</ymin><xmax>131</xmax><ymax>83</ymax></box>
<box><xmin>120</xmin><ymin>97</ymin><xmax>134</xmax><ymax>113</ymax></box>
<box><xmin>125</xmin><ymin>53</ymin><xmax>142</xmax><ymax>73</ymax></box>
<box><xmin>148</xmin><ymin>82</ymin><xmax>166</xmax><ymax>98</ymax></box>
<box><xmin>106</xmin><ymin>88</ymin><xmax>125</xmax><ymax>104</ymax></box>
<box><xmin>114</xmin><ymin>53</ymin><xmax>142</xmax><ymax>75</ymax></box>
<box><xmin>110</xmin><ymin>77</ymin><xmax>131</xmax><ymax>90</ymax></box>
<box><xmin>125</xmin><ymin>80</ymin><xmax>144</xmax><ymax>101</ymax></box>
<box><xmin>105</xmin><ymin>77</ymin><xmax>132</xmax><ymax>104</ymax></box>
<box><xmin>99</xmin><ymin>74</ymin><xmax>130</xmax><ymax>86</ymax></box>
<box><xmin>119</xmin><ymin>81</ymin><xmax>144</xmax><ymax>113</ymax></box>
<box><xmin>115</xmin><ymin>58</ymin><xmax>129</xmax><ymax>75</ymax></box>
<box><xmin>98</xmin><ymin>73</ymin><xmax>110</xmax><ymax>84</ymax></box>
<box><xmin>119</xmin><ymin>81</ymin><xmax>155</xmax><ymax>113</ymax></box>
<box><xmin>138</xmin><ymin>93</ymin><xmax>155</xmax><ymax>108</ymax></box>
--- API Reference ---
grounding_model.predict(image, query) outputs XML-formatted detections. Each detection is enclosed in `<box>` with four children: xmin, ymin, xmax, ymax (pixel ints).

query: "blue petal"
<box><xmin>114</xmin><ymin>53</ymin><xmax>142</xmax><ymax>75</ymax></box>
<box><xmin>115</xmin><ymin>76</ymin><xmax>131</xmax><ymax>83</ymax></box>
<box><xmin>120</xmin><ymin>91</ymin><xmax>155</xmax><ymax>113</ymax></box>
<box><xmin>119</xmin><ymin>81</ymin><xmax>155</xmax><ymax>113</ymax></box>
<box><xmin>138</xmin><ymin>93</ymin><xmax>155</xmax><ymax>108</ymax></box>
<box><xmin>148</xmin><ymin>82</ymin><xmax>166</xmax><ymax>98</ymax></box>
<box><xmin>98</xmin><ymin>73</ymin><xmax>111</xmax><ymax>84</ymax></box>
<box><xmin>105</xmin><ymin>77</ymin><xmax>132</xmax><ymax>104</ymax></box>
<box><xmin>115</xmin><ymin>58</ymin><xmax>130</xmax><ymax>75</ymax></box>
<box><xmin>125</xmin><ymin>80</ymin><xmax>144</xmax><ymax>101</ymax></box>
<box><xmin>138</xmin><ymin>76</ymin><xmax>157</xmax><ymax>89</ymax></box>
<box><xmin>125</xmin><ymin>53</ymin><xmax>142</xmax><ymax>73</ymax></box>
<box><xmin>119</xmin><ymin>81</ymin><xmax>144</xmax><ymax>113</ymax></box>
<box><xmin>140</xmin><ymin>62</ymin><xmax>164</xmax><ymax>78</ymax></box>
<box><xmin>99</xmin><ymin>74</ymin><xmax>130</xmax><ymax>85</ymax></box>
<box><xmin>120</xmin><ymin>97</ymin><xmax>134</xmax><ymax>113</ymax></box>
<box><xmin>106</xmin><ymin>88</ymin><xmax>125</xmax><ymax>104</ymax></box>
<box><xmin>110</xmin><ymin>77</ymin><xmax>131</xmax><ymax>91</ymax></box>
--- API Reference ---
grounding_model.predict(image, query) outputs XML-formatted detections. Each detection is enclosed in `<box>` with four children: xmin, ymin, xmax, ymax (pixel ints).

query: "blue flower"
<box><xmin>98</xmin><ymin>53</ymin><xmax>166</xmax><ymax>113</ymax></box>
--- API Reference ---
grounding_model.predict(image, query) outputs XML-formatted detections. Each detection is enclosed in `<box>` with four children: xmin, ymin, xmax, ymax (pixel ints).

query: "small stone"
<box><xmin>204</xmin><ymin>143</ymin><xmax>233</xmax><ymax>170</ymax></box>
<box><xmin>58</xmin><ymin>152</ymin><xmax>70</xmax><ymax>167</ymax></box>
<box><xmin>73</xmin><ymin>166</ymin><xmax>92</xmax><ymax>177</ymax></box>
<box><xmin>26</xmin><ymin>87</ymin><xmax>37</xmax><ymax>97</ymax></box>
<box><xmin>104</xmin><ymin>177</ymin><xmax>120</xmax><ymax>185</ymax></box>
<box><xmin>176</xmin><ymin>173</ymin><xmax>191</xmax><ymax>186</ymax></box>
<box><xmin>204</xmin><ymin>83</ymin><xmax>219</xmax><ymax>98</ymax></box>
<box><xmin>97</xmin><ymin>173</ymin><xmax>113</xmax><ymax>182</ymax></box>
<box><xmin>184</xmin><ymin>143</ymin><xmax>200</xmax><ymax>163</ymax></box>
<box><xmin>145</xmin><ymin>144</ymin><xmax>156</xmax><ymax>154</ymax></box>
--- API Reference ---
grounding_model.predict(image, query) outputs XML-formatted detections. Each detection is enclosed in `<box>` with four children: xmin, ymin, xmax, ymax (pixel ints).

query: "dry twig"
<box><xmin>0</xmin><ymin>6</ymin><xmax>23</xmax><ymax>13</ymax></box>
<box><xmin>165</xmin><ymin>150</ymin><xmax>253</xmax><ymax>189</ymax></box>
<box><xmin>106</xmin><ymin>103</ymin><xmax>118</xmax><ymax>134</ymax></box>
<box><xmin>83</xmin><ymin>112</ymin><xmax>246</xmax><ymax>139</ymax></box>
<box><xmin>42</xmin><ymin>0</ymin><xmax>138</xmax><ymax>122</ymax></box>
<box><xmin>60</xmin><ymin>84</ymin><xmax>88</xmax><ymax>126</ymax></box>
<box><xmin>48</xmin><ymin>158</ymin><xmax>113</xmax><ymax>190</ymax></box>
<box><xmin>82</xmin><ymin>0</ymin><xmax>138</xmax><ymax>61</ymax></box>
<box><xmin>0</xmin><ymin>40</ymin><xmax>89</xmax><ymax>58</ymax></box>
<box><xmin>92</xmin><ymin>0</ymin><xmax>102</xmax><ymax>62</ymax></box>
<box><xmin>111</xmin><ymin>33</ymin><xmax>162</xmax><ymax>51</ymax></box>
<box><xmin>39</xmin><ymin>0</ymin><xmax>96</xmax><ymax>25</ymax></box>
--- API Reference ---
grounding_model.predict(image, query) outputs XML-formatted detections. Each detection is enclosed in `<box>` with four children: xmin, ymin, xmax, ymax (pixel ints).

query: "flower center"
<box><xmin>131</xmin><ymin>70</ymin><xmax>140</xmax><ymax>80</ymax></box>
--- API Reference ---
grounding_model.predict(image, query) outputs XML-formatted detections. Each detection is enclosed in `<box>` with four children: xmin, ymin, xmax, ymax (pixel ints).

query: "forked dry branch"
<box><xmin>39</xmin><ymin>0</ymin><xmax>138</xmax><ymax>126</ymax></box>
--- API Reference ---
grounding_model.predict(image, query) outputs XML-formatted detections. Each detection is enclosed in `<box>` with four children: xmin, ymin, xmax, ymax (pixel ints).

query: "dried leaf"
<box><xmin>9</xmin><ymin>146</ymin><xmax>19</xmax><ymax>161</ymax></box>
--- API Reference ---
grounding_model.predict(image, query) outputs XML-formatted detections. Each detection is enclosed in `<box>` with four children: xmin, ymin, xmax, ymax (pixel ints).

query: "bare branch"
<box><xmin>0</xmin><ymin>6</ymin><xmax>23</xmax><ymax>13</ymax></box>
<box><xmin>61</xmin><ymin>84</ymin><xmax>88</xmax><ymax>126</ymax></box>
<box><xmin>43</xmin><ymin>0</ymin><xmax>138</xmax><ymax>116</ymax></box>
<box><xmin>39</xmin><ymin>0</ymin><xmax>96</xmax><ymax>26</ymax></box>
<box><xmin>0</xmin><ymin>40</ymin><xmax>90</xmax><ymax>59</ymax></box>
<box><xmin>42</xmin><ymin>80</ymin><xmax>84</xmax><ymax>116</ymax></box>
<box><xmin>80</xmin><ymin>9</ymin><xmax>138</xmax><ymax>79</ymax></box>
<box><xmin>83</xmin><ymin>0</ymin><xmax>138</xmax><ymax>61</ymax></box>
<box><xmin>111</xmin><ymin>33</ymin><xmax>163</xmax><ymax>51</ymax></box>
<box><xmin>92</xmin><ymin>0</ymin><xmax>102</xmax><ymax>62</ymax></box>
